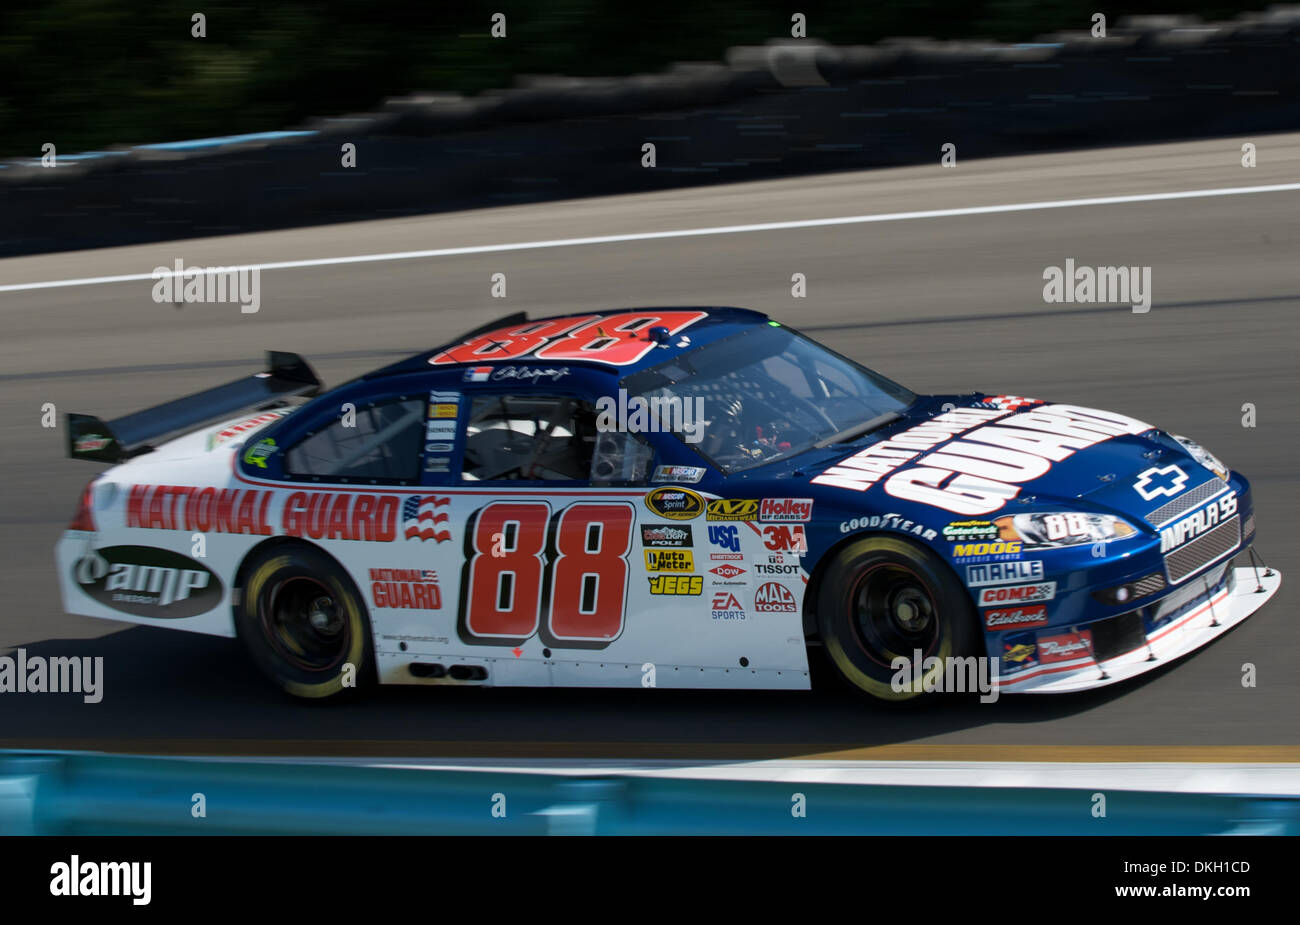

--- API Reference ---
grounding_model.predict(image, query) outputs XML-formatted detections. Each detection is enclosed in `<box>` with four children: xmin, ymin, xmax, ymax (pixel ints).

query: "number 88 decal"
<box><xmin>458</xmin><ymin>501</ymin><xmax>634</xmax><ymax>649</ymax></box>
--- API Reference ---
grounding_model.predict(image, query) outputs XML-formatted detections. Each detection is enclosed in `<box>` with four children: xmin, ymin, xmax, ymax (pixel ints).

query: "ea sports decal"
<box><xmin>74</xmin><ymin>546</ymin><xmax>222</xmax><ymax>618</ymax></box>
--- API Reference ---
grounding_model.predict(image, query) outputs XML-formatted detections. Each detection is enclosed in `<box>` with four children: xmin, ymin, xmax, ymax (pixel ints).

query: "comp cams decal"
<box><xmin>978</xmin><ymin>582</ymin><xmax>1056</xmax><ymax>606</ymax></box>
<box><xmin>812</xmin><ymin>404</ymin><xmax>1152</xmax><ymax>515</ymax></box>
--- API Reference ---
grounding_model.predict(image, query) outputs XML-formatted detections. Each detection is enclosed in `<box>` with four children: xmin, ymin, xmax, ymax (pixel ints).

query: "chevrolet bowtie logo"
<box><xmin>1133</xmin><ymin>464</ymin><xmax>1189</xmax><ymax>501</ymax></box>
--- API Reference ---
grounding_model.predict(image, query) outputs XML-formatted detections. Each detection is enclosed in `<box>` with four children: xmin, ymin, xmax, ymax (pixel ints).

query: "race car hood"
<box><xmin>810</xmin><ymin>394</ymin><xmax>1227</xmax><ymax>523</ymax></box>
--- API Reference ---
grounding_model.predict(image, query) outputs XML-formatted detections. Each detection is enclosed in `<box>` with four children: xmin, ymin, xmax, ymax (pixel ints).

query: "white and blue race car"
<box><xmin>57</xmin><ymin>308</ymin><xmax>1280</xmax><ymax>701</ymax></box>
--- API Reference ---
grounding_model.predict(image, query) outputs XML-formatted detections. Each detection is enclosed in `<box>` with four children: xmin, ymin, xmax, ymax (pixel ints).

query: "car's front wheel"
<box><xmin>815</xmin><ymin>535</ymin><xmax>978</xmax><ymax>703</ymax></box>
<box><xmin>236</xmin><ymin>544</ymin><xmax>374</xmax><ymax>700</ymax></box>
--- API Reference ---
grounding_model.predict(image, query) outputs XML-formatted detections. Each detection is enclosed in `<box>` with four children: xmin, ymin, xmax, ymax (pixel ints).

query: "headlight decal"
<box><xmin>997</xmin><ymin>512</ymin><xmax>1137</xmax><ymax>549</ymax></box>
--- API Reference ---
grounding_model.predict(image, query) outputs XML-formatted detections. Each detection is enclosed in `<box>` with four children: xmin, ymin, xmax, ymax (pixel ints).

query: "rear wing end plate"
<box><xmin>67</xmin><ymin>351</ymin><xmax>322</xmax><ymax>463</ymax></box>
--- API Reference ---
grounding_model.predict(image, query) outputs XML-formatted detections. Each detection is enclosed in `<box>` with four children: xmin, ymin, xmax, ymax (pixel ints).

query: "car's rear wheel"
<box><xmin>236</xmin><ymin>544</ymin><xmax>374</xmax><ymax>700</ymax></box>
<box><xmin>815</xmin><ymin>535</ymin><xmax>977</xmax><ymax>703</ymax></box>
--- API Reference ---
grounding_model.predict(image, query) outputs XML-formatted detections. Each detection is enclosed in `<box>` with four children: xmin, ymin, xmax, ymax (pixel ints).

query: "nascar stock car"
<box><xmin>57</xmin><ymin>307</ymin><xmax>1280</xmax><ymax>701</ymax></box>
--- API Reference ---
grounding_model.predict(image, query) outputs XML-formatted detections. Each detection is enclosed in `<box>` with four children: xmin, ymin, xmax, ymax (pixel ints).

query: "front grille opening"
<box><xmin>1166</xmin><ymin>516</ymin><xmax>1241</xmax><ymax>584</ymax></box>
<box><xmin>1090</xmin><ymin>610</ymin><xmax>1147</xmax><ymax>662</ymax></box>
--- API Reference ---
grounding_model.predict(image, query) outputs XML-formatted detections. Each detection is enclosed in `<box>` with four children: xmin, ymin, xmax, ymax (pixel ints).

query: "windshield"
<box><xmin>620</xmin><ymin>324</ymin><xmax>916</xmax><ymax>473</ymax></box>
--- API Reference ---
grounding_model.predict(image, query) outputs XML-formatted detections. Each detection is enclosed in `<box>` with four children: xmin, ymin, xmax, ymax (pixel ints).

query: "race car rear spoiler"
<box><xmin>66</xmin><ymin>351</ymin><xmax>322</xmax><ymax>463</ymax></box>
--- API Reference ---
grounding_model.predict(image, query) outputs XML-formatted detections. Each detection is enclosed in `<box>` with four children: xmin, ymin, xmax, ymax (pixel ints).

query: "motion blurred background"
<box><xmin>0</xmin><ymin>0</ymin><xmax>1278</xmax><ymax>155</ymax></box>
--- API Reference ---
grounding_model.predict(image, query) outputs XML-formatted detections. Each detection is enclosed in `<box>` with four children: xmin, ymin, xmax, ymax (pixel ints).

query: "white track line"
<box><xmin>4</xmin><ymin>182</ymin><xmax>1299</xmax><ymax>294</ymax></box>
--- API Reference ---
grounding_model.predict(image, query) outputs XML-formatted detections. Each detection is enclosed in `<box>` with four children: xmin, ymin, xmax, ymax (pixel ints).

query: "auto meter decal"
<box><xmin>644</xmin><ymin>487</ymin><xmax>705</xmax><ymax>520</ymax></box>
<box><xmin>74</xmin><ymin>546</ymin><xmax>222</xmax><ymax>618</ymax></box>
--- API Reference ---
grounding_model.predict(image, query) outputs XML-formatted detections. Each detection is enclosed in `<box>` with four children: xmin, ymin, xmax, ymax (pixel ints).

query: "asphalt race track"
<box><xmin>1</xmin><ymin>134</ymin><xmax>1297</xmax><ymax>759</ymax></box>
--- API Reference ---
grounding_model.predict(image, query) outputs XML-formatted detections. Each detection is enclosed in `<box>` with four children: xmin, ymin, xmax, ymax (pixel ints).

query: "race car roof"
<box><xmin>365</xmin><ymin>307</ymin><xmax>772</xmax><ymax>380</ymax></box>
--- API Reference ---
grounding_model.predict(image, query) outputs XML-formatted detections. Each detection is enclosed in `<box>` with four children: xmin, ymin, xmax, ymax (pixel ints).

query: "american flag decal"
<box><xmin>403</xmin><ymin>495</ymin><xmax>452</xmax><ymax>542</ymax></box>
<box><xmin>980</xmin><ymin>395</ymin><xmax>1043</xmax><ymax>412</ymax></box>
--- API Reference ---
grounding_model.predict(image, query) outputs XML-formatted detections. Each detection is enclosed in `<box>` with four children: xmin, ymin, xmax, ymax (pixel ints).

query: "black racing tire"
<box><xmin>815</xmin><ymin>535</ymin><xmax>978</xmax><ymax>703</ymax></box>
<box><xmin>236</xmin><ymin>544</ymin><xmax>375</xmax><ymax>701</ymax></box>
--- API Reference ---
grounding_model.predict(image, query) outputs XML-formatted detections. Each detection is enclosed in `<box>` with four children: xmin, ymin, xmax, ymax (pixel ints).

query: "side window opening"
<box><xmin>461</xmin><ymin>395</ymin><xmax>655</xmax><ymax>484</ymax></box>
<box><xmin>284</xmin><ymin>397</ymin><xmax>424</xmax><ymax>483</ymax></box>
